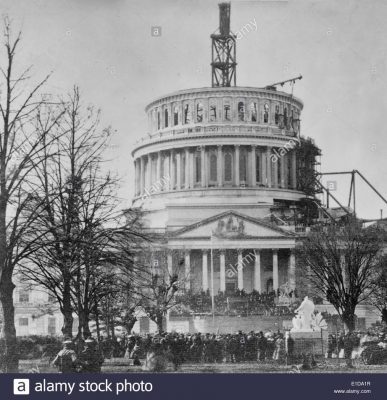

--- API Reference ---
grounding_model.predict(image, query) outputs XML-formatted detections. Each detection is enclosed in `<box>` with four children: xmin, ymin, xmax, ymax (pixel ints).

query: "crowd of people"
<box><xmin>51</xmin><ymin>327</ymin><xmax>387</xmax><ymax>372</ymax></box>
<box><xmin>173</xmin><ymin>290</ymin><xmax>298</xmax><ymax>317</ymax></box>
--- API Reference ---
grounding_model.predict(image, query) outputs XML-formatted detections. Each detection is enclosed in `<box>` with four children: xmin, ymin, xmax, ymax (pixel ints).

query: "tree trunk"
<box><xmin>156</xmin><ymin>313</ymin><xmax>164</xmax><ymax>334</ymax></box>
<box><xmin>0</xmin><ymin>273</ymin><xmax>18</xmax><ymax>372</ymax></box>
<box><xmin>342</xmin><ymin>309</ymin><xmax>356</xmax><ymax>333</ymax></box>
<box><xmin>95</xmin><ymin>305</ymin><xmax>101</xmax><ymax>342</ymax></box>
<box><xmin>61</xmin><ymin>274</ymin><xmax>73</xmax><ymax>337</ymax></box>
<box><xmin>0</xmin><ymin>195</ymin><xmax>18</xmax><ymax>372</ymax></box>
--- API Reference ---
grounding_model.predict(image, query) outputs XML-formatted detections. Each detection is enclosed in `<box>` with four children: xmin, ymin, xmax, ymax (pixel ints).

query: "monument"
<box><xmin>289</xmin><ymin>296</ymin><xmax>328</xmax><ymax>356</ymax></box>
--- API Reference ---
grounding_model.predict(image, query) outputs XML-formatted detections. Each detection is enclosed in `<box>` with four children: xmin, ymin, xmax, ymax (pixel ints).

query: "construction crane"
<box><xmin>316</xmin><ymin>170</ymin><xmax>387</xmax><ymax>221</ymax></box>
<box><xmin>211</xmin><ymin>2</ymin><xmax>237</xmax><ymax>87</ymax></box>
<box><xmin>264</xmin><ymin>75</ymin><xmax>303</xmax><ymax>94</ymax></box>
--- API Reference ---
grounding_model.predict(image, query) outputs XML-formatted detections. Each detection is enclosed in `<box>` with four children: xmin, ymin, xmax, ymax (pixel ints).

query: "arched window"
<box><xmin>250</xmin><ymin>102</ymin><xmax>257</xmax><ymax>122</ymax></box>
<box><xmin>264</xmin><ymin>103</ymin><xmax>269</xmax><ymax>123</ymax></box>
<box><xmin>256</xmin><ymin>153</ymin><xmax>260</xmax><ymax>183</ymax></box>
<box><xmin>173</xmin><ymin>106</ymin><xmax>179</xmax><ymax>126</ymax></box>
<box><xmin>240</xmin><ymin>150</ymin><xmax>247</xmax><ymax>183</ymax></box>
<box><xmin>209</xmin><ymin>103</ymin><xmax>217</xmax><ymax>122</ymax></box>
<box><xmin>238</xmin><ymin>102</ymin><xmax>245</xmax><ymax>121</ymax></box>
<box><xmin>194</xmin><ymin>151</ymin><xmax>201</xmax><ymax>184</ymax></box>
<box><xmin>157</xmin><ymin>110</ymin><xmax>161</xmax><ymax>130</ymax></box>
<box><xmin>196</xmin><ymin>103</ymin><xmax>203</xmax><ymax>123</ymax></box>
<box><xmin>184</xmin><ymin>104</ymin><xmax>191</xmax><ymax>124</ymax></box>
<box><xmin>209</xmin><ymin>153</ymin><xmax>217</xmax><ymax>183</ymax></box>
<box><xmin>275</xmin><ymin>105</ymin><xmax>280</xmax><ymax>125</ymax></box>
<box><xmin>164</xmin><ymin>109</ymin><xmax>169</xmax><ymax>128</ymax></box>
<box><xmin>224</xmin><ymin>102</ymin><xmax>231</xmax><ymax>121</ymax></box>
<box><xmin>224</xmin><ymin>152</ymin><xmax>233</xmax><ymax>182</ymax></box>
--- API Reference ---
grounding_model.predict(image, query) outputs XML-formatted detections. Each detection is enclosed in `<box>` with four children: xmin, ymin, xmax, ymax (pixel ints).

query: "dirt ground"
<box><xmin>19</xmin><ymin>358</ymin><xmax>387</xmax><ymax>374</ymax></box>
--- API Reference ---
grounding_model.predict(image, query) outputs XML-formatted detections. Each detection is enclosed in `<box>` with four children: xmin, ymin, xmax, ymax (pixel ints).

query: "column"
<box><xmin>254</xmin><ymin>250</ymin><xmax>262</xmax><ymax>292</ymax></box>
<box><xmin>291</xmin><ymin>151</ymin><xmax>297</xmax><ymax>190</ymax></box>
<box><xmin>201</xmin><ymin>146</ymin><xmax>206</xmax><ymax>187</ymax></box>
<box><xmin>217</xmin><ymin>145</ymin><xmax>223</xmax><ymax>186</ymax></box>
<box><xmin>147</xmin><ymin>153</ymin><xmax>152</xmax><ymax>190</ymax></box>
<box><xmin>288</xmin><ymin>250</ymin><xmax>296</xmax><ymax>290</ymax></box>
<box><xmin>272</xmin><ymin>249</ymin><xmax>279</xmax><ymax>292</ymax></box>
<box><xmin>272</xmin><ymin>151</ymin><xmax>279</xmax><ymax>188</ymax></box>
<box><xmin>280</xmin><ymin>154</ymin><xmax>286</xmax><ymax>188</ymax></box>
<box><xmin>156</xmin><ymin>151</ymin><xmax>161</xmax><ymax>186</ymax></box>
<box><xmin>261</xmin><ymin>149</ymin><xmax>267</xmax><ymax>186</ymax></box>
<box><xmin>176</xmin><ymin>151</ymin><xmax>181</xmax><ymax>190</ymax></box>
<box><xmin>189</xmin><ymin>151</ymin><xmax>194</xmax><ymax>188</ymax></box>
<box><xmin>185</xmin><ymin>250</ymin><xmax>191</xmax><ymax>290</ymax></box>
<box><xmin>134</xmin><ymin>159</ymin><xmax>139</xmax><ymax>196</ymax></box>
<box><xmin>202</xmin><ymin>250</ymin><xmax>208</xmax><ymax>291</ymax></box>
<box><xmin>341</xmin><ymin>253</ymin><xmax>347</xmax><ymax>290</ymax></box>
<box><xmin>220</xmin><ymin>250</ymin><xmax>226</xmax><ymax>292</ymax></box>
<box><xmin>170</xmin><ymin>150</ymin><xmax>175</xmax><ymax>190</ymax></box>
<box><xmin>140</xmin><ymin>156</ymin><xmax>145</xmax><ymax>194</ymax></box>
<box><xmin>165</xmin><ymin>151</ymin><xmax>171</xmax><ymax>191</ymax></box>
<box><xmin>234</xmin><ymin>145</ymin><xmax>240</xmax><ymax>186</ymax></box>
<box><xmin>167</xmin><ymin>251</ymin><xmax>173</xmax><ymax>276</ymax></box>
<box><xmin>251</xmin><ymin>145</ymin><xmax>256</xmax><ymax>187</ymax></box>
<box><xmin>237</xmin><ymin>250</ymin><xmax>244</xmax><ymax>290</ymax></box>
<box><xmin>266</xmin><ymin>147</ymin><xmax>272</xmax><ymax>188</ymax></box>
<box><xmin>184</xmin><ymin>148</ymin><xmax>190</xmax><ymax>189</ymax></box>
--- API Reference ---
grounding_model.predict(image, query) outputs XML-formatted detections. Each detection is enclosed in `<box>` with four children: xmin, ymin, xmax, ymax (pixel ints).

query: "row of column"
<box><xmin>135</xmin><ymin>145</ymin><xmax>297</xmax><ymax>196</ymax></box>
<box><xmin>167</xmin><ymin>249</ymin><xmax>296</xmax><ymax>293</ymax></box>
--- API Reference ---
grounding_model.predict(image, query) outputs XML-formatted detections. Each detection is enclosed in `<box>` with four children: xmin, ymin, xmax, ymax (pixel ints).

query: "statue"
<box><xmin>291</xmin><ymin>296</ymin><xmax>315</xmax><ymax>332</ymax></box>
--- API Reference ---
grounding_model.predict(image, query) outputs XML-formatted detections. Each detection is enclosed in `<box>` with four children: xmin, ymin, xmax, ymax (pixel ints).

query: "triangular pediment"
<box><xmin>170</xmin><ymin>211</ymin><xmax>295</xmax><ymax>239</ymax></box>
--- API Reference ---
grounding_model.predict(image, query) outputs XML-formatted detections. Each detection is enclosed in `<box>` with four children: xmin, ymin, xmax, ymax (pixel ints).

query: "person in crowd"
<box><xmin>79</xmin><ymin>338</ymin><xmax>104</xmax><ymax>373</ymax></box>
<box><xmin>52</xmin><ymin>339</ymin><xmax>78</xmax><ymax>373</ymax></box>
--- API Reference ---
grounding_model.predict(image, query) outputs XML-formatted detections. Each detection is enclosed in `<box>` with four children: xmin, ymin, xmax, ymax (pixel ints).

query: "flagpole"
<box><xmin>210</xmin><ymin>233</ymin><xmax>215</xmax><ymax>323</ymax></box>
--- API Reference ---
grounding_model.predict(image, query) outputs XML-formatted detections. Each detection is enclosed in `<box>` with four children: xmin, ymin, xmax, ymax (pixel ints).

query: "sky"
<box><xmin>1</xmin><ymin>0</ymin><xmax>387</xmax><ymax>219</ymax></box>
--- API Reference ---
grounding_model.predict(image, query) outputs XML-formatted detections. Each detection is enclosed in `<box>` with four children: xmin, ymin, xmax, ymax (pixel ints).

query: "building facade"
<box><xmin>132</xmin><ymin>86</ymin><xmax>309</xmax><ymax>297</ymax></box>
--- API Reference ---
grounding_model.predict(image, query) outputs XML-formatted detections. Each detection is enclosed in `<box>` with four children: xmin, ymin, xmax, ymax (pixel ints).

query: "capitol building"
<box><xmin>132</xmin><ymin>85</ymin><xmax>306</xmax><ymax>297</ymax></box>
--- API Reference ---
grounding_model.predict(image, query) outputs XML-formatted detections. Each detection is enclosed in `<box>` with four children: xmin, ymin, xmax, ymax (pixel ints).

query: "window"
<box><xmin>194</xmin><ymin>151</ymin><xmax>201</xmax><ymax>183</ymax></box>
<box><xmin>224</xmin><ymin>103</ymin><xmax>231</xmax><ymax>121</ymax></box>
<box><xmin>209</xmin><ymin>104</ymin><xmax>217</xmax><ymax>122</ymax></box>
<box><xmin>19</xmin><ymin>318</ymin><xmax>28</xmax><ymax>327</ymax></box>
<box><xmin>19</xmin><ymin>291</ymin><xmax>29</xmax><ymax>303</ymax></box>
<box><xmin>164</xmin><ymin>109</ymin><xmax>169</xmax><ymax>128</ymax></box>
<box><xmin>256</xmin><ymin>153</ymin><xmax>260</xmax><ymax>183</ymax></box>
<box><xmin>224</xmin><ymin>152</ymin><xmax>233</xmax><ymax>182</ymax></box>
<box><xmin>209</xmin><ymin>153</ymin><xmax>217</xmax><ymax>183</ymax></box>
<box><xmin>264</xmin><ymin>103</ymin><xmax>269</xmax><ymax>123</ymax></box>
<box><xmin>48</xmin><ymin>317</ymin><xmax>56</xmax><ymax>335</ymax></box>
<box><xmin>173</xmin><ymin>106</ymin><xmax>179</xmax><ymax>126</ymax></box>
<box><xmin>250</xmin><ymin>102</ymin><xmax>257</xmax><ymax>122</ymax></box>
<box><xmin>238</xmin><ymin>102</ymin><xmax>245</xmax><ymax>121</ymax></box>
<box><xmin>157</xmin><ymin>110</ymin><xmax>161</xmax><ymax>130</ymax></box>
<box><xmin>184</xmin><ymin>104</ymin><xmax>191</xmax><ymax>124</ymax></box>
<box><xmin>275</xmin><ymin>105</ymin><xmax>280</xmax><ymax>125</ymax></box>
<box><xmin>196</xmin><ymin>103</ymin><xmax>203</xmax><ymax>123</ymax></box>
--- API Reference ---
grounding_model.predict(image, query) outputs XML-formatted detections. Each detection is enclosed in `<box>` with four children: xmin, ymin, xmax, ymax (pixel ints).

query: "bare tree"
<box><xmin>295</xmin><ymin>218</ymin><xmax>385</xmax><ymax>332</ymax></box>
<box><xmin>20</xmin><ymin>87</ymin><xmax>115</xmax><ymax>337</ymax></box>
<box><xmin>0</xmin><ymin>18</ymin><xmax>63</xmax><ymax>372</ymax></box>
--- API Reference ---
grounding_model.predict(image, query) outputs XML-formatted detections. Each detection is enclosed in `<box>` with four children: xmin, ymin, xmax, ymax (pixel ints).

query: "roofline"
<box><xmin>145</xmin><ymin>86</ymin><xmax>304</xmax><ymax>113</ymax></box>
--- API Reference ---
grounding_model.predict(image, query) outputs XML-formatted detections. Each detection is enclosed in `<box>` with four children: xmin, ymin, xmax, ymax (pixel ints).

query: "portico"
<box><xmin>166</xmin><ymin>211</ymin><xmax>297</xmax><ymax>294</ymax></box>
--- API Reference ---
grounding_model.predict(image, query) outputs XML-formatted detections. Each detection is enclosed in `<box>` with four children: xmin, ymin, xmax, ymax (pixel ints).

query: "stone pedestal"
<box><xmin>290</xmin><ymin>330</ymin><xmax>329</xmax><ymax>356</ymax></box>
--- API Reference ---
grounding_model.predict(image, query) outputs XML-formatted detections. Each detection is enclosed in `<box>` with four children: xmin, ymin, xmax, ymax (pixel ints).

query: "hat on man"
<box><xmin>63</xmin><ymin>339</ymin><xmax>72</xmax><ymax>344</ymax></box>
